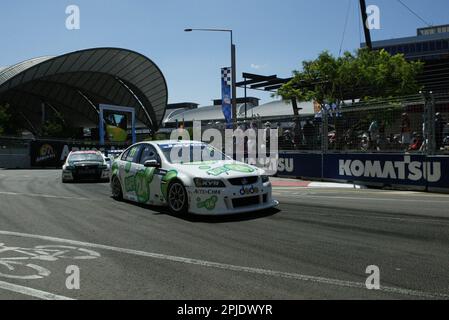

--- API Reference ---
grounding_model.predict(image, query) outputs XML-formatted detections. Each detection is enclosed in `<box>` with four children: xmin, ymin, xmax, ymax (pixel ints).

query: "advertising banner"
<box><xmin>323</xmin><ymin>153</ymin><xmax>448</xmax><ymax>188</ymax></box>
<box><xmin>277</xmin><ymin>152</ymin><xmax>449</xmax><ymax>190</ymax></box>
<box><xmin>277</xmin><ymin>153</ymin><xmax>323</xmax><ymax>178</ymax></box>
<box><xmin>104</xmin><ymin>111</ymin><xmax>128</xmax><ymax>142</ymax></box>
<box><xmin>99</xmin><ymin>104</ymin><xmax>136</xmax><ymax>146</ymax></box>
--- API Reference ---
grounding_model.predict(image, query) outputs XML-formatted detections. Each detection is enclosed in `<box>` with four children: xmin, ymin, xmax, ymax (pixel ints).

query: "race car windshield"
<box><xmin>159</xmin><ymin>143</ymin><xmax>231</xmax><ymax>164</ymax></box>
<box><xmin>68</xmin><ymin>153</ymin><xmax>104</xmax><ymax>163</ymax></box>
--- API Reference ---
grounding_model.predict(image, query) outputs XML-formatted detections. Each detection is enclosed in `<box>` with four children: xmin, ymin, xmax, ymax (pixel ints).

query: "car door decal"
<box><xmin>160</xmin><ymin>170</ymin><xmax>178</xmax><ymax>199</ymax></box>
<box><xmin>134</xmin><ymin>167</ymin><xmax>155</xmax><ymax>203</ymax></box>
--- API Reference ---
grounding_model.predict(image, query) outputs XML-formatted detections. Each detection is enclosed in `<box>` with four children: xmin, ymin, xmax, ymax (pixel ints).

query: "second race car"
<box><xmin>62</xmin><ymin>150</ymin><xmax>111</xmax><ymax>183</ymax></box>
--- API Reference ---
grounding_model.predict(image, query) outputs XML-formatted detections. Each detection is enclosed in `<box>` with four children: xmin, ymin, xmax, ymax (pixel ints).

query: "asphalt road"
<box><xmin>0</xmin><ymin>169</ymin><xmax>449</xmax><ymax>300</ymax></box>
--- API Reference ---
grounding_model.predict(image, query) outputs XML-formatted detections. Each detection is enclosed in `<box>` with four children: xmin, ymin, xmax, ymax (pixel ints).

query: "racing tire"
<box><xmin>111</xmin><ymin>176</ymin><xmax>123</xmax><ymax>201</ymax></box>
<box><xmin>167</xmin><ymin>181</ymin><xmax>188</xmax><ymax>215</ymax></box>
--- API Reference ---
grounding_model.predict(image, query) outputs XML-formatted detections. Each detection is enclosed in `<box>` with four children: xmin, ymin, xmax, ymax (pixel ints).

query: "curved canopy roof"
<box><xmin>0</xmin><ymin>48</ymin><xmax>168</xmax><ymax>132</ymax></box>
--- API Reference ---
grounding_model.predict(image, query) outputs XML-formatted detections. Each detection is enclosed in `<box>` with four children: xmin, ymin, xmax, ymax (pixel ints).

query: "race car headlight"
<box><xmin>261</xmin><ymin>175</ymin><xmax>270</xmax><ymax>183</ymax></box>
<box><xmin>194</xmin><ymin>178</ymin><xmax>225</xmax><ymax>188</ymax></box>
<box><xmin>64</xmin><ymin>165</ymin><xmax>75</xmax><ymax>171</ymax></box>
<box><xmin>100</xmin><ymin>164</ymin><xmax>108</xmax><ymax>170</ymax></box>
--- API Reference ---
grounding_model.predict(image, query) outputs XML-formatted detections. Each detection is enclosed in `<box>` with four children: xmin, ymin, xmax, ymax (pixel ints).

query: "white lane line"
<box><xmin>0</xmin><ymin>230</ymin><xmax>447</xmax><ymax>299</ymax></box>
<box><xmin>308</xmin><ymin>182</ymin><xmax>364</xmax><ymax>189</ymax></box>
<box><xmin>273</xmin><ymin>193</ymin><xmax>449</xmax><ymax>203</ymax></box>
<box><xmin>0</xmin><ymin>280</ymin><xmax>74</xmax><ymax>300</ymax></box>
<box><xmin>276</xmin><ymin>210</ymin><xmax>449</xmax><ymax>225</ymax></box>
<box><xmin>0</xmin><ymin>191</ymin><xmax>97</xmax><ymax>202</ymax></box>
<box><xmin>273</xmin><ymin>188</ymin><xmax>447</xmax><ymax>197</ymax></box>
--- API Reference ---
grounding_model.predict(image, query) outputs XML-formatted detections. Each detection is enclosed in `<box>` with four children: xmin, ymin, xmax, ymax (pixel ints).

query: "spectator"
<box><xmin>293</xmin><ymin>121</ymin><xmax>303</xmax><ymax>149</ymax></box>
<box><xmin>401</xmin><ymin>113</ymin><xmax>412</xmax><ymax>149</ymax></box>
<box><xmin>276</xmin><ymin>122</ymin><xmax>283</xmax><ymax>140</ymax></box>
<box><xmin>378</xmin><ymin>120</ymin><xmax>386</xmax><ymax>150</ymax></box>
<box><xmin>303</xmin><ymin>120</ymin><xmax>315</xmax><ymax>149</ymax></box>
<box><xmin>281</xmin><ymin>130</ymin><xmax>294</xmax><ymax>150</ymax></box>
<box><xmin>409</xmin><ymin>132</ymin><xmax>423</xmax><ymax>151</ymax></box>
<box><xmin>443</xmin><ymin>121</ymin><xmax>449</xmax><ymax>149</ymax></box>
<box><xmin>435</xmin><ymin>113</ymin><xmax>445</xmax><ymax>151</ymax></box>
<box><xmin>263</xmin><ymin>122</ymin><xmax>271</xmax><ymax>155</ymax></box>
<box><xmin>368</xmin><ymin>120</ymin><xmax>379</xmax><ymax>150</ymax></box>
<box><xmin>335</xmin><ymin>118</ymin><xmax>345</xmax><ymax>150</ymax></box>
<box><xmin>420</xmin><ymin>114</ymin><xmax>428</xmax><ymax>152</ymax></box>
<box><xmin>247</xmin><ymin>122</ymin><xmax>258</xmax><ymax>164</ymax></box>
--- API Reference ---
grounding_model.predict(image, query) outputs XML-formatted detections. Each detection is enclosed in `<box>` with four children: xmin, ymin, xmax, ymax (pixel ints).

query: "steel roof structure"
<box><xmin>0</xmin><ymin>48</ymin><xmax>168</xmax><ymax>133</ymax></box>
<box><xmin>236</xmin><ymin>73</ymin><xmax>293</xmax><ymax>92</ymax></box>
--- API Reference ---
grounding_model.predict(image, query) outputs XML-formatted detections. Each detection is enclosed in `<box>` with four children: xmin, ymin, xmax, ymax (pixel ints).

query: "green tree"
<box><xmin>40</xmin><ymin>110</ymin><xmax>82</xmax><ymax>139</ymax></box>
<box><xmin>41</xmin><ymin>120</ymin><xmax>65</xmax><ymax>138</ymax></box>
<box><xmin>0</xmin><ymin>103</ymin><xmax>28</xmax><ymax>136</ymax></box>
<box><xmin>278</xmin><ymin>49</ymin><xmax>424</xmax><ymax>105</ymax></box>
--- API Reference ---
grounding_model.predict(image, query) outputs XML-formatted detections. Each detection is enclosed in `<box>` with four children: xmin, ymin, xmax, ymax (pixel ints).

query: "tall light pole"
<box><xmin>359</xmin><ymin>0</ymin><xmax>372</xmax><ymax>50</ymax></box>
<box><xmin>184</xmin><ymin>28</ymin><xmax>237</xmax><ymax>126</ymax></box>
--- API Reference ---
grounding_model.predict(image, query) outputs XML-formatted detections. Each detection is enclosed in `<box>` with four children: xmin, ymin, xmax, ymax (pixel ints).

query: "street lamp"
<box><xmin>184</xmin><ymin>28</ymin><xmax>237</xmax><ymax>126</ymax></box>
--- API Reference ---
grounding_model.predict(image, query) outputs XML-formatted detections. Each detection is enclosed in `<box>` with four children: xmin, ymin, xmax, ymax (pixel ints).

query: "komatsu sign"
<box><xmin>339</xmin><ymin>156</ymin><xmax>441</xmax><ymax>182</ymax></box>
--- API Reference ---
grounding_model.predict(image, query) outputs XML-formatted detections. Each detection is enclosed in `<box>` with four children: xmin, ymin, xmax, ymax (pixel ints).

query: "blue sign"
<box><xmin>323</xmin><ymin>154</ymin><xmax>448</xmax><ymax>187</ymax></box>
<box><xmin>277</xmin><ymin>153</ymin><xmax>323</xmax><ymax>178</ymax></box>
<box><xmin>277</xmin><ymin>152</ymin><xmax>449</xmax><ymax>191</ymax></box>
<box><xmin>221</xmin><ymin>67</ymin><xmax>232</xmax><ymax>129</ymax></box>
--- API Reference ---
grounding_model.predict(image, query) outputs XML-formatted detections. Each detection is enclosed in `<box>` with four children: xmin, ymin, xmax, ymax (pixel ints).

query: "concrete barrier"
<box><xmin>0</xmin><ymin>154</ymin><xmax>31</xmax><ymax>169</ymax></box>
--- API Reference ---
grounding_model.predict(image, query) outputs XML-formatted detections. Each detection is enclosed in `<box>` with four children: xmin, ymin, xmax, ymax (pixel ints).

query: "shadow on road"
<box><xmin>112</xmin><ymin>197</ymin><xmax>281</xmax><ymax>223</ymax></box>
<box><xmin>63</xmin><ymin>180</ymin><xmax>110</xmax><ymax>184</ymax></box>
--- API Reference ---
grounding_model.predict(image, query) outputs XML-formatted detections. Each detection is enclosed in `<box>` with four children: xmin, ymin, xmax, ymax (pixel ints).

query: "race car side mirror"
<box><xmin>144</xmin><ymin>160</ymin><xmax>160</xmax><ymax>168</ymax></box>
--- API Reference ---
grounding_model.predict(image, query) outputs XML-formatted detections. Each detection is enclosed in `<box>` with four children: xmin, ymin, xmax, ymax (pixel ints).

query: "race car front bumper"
<box><xmin>186</xmin><ymin>181</ymin><xmax>278</xmax><ymax>215</ymax></box>
<box><xmin>62</xmin><ymin>169</ymin><xmax>110</xmax><ymax>182</ymax></box>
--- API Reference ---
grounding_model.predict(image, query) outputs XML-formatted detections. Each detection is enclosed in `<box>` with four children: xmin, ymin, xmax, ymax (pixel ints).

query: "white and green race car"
<box><xmin>110</xmin><ymin>140</ymin><xmax>278</xmax><ymax>215</ymax></box>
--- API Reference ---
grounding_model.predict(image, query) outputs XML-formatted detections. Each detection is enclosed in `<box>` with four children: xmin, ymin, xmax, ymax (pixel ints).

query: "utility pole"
<box><xmin>359</xmin><ymin>0</ymin><xmax>372</xmax><ymax>50</ymax></box>
<box><xmin>231</xmin><ymin>40</ymin><xmax>237</xmax><ymax>127</ymax></box>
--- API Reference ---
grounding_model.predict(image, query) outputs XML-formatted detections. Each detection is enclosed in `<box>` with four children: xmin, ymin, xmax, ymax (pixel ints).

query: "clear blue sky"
<box><xmin>1</xmin><ymin>0</ymin><xmax>449</xmax><ymax>106</ymax></box>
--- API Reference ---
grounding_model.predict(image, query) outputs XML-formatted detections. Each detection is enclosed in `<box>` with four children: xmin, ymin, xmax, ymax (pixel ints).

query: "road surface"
<box><xmin>0</xmin><ymin>169</ymin><xmax>448</xmax><ymax>300</ymax></box>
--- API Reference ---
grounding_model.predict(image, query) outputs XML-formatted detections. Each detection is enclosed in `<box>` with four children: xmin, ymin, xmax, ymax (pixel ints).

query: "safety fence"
<box><xmin>198</xmin><ymin>93</ymin><xmax>449</xmax><ymax>155</ymax></box>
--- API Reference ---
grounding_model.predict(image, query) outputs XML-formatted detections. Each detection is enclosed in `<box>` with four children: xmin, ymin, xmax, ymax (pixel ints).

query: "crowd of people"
<box><xmin>336</xmin><ymin>112</ymin><xmax>448</xmax><ymax>152</ymax></box>
<box><xmin>231</xmin><ymin>120</ymin><xmax>322</xmax><ymax>151</ymax></box>
<box><xmin>201</xmin><ymin>111</ymin><xmax>449</xmax><ymax>154</ymax></box>
<box><xmin>392</xmin><ymin>112</ymin><xmax>447</xmax><ymax>152</ymax></box>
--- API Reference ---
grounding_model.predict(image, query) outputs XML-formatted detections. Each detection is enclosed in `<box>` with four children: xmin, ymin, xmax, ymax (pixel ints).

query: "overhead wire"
<box><xmin>339</xmin><ymin>0</ymin><xmax>353</xmax><ymax>56</ymax></box>
<box><xmin>396</xmin><ymin>0</ymin><xmax>432</xmax><ymax>27</ymax></box>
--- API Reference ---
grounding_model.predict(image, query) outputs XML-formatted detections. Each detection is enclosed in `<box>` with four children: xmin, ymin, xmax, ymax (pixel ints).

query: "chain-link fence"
<box><xmin>192</xmin><ymin>93</ymin><xmax>449</xmax><ymax>156</ymax></box>
<box><xmin>329</xmin><ymin>94</ymin><xmax>448</xmax><ymax>154</ymax></box>
<box><xmin>209</xmin><ymin>93</ymin><xmax>449</xmax><ymax>155</ymax></box>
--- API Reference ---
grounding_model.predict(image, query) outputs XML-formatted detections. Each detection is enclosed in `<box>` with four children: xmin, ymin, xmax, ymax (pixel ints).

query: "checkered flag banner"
<box><xmin>221</xmin><ymin>67</ymin><xmax>232</xmax><ymax>86</ymax></box>
<box><xmin>221</xmin><ymin>67</ymin><xmax>233</xmax><ymax>128</ymax></box>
